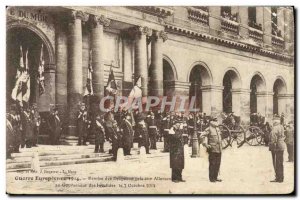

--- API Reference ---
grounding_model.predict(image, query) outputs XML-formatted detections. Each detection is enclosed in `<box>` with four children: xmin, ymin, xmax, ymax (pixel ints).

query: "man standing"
<box><xmin>21</xmin><ymin>106</ymin><xmax>34</xmax><ymax>148</ymax></box>
<box><xmin>77</xmin><ymin>103</ymin><xmax>88</xmax><ymax>146</ymax></box>
<box><xmin>269</xmin><ymin>116</ymin><xmax>286</xmax><ymax>183</ymax></box>
<box><xmin>135</xmin><ymin>113</ymin><xmax>150</xmax><ymax>154</ymax></box>
<box><xmin>285</xmin><ymin>121</ymin><xmax>294</xmax><ymax>162</ymax></box>
<box><xmin>31</xmin><ymin>104</ymin><xmax>40</xmax><ymax>147</ymax></box>
<box><xmin>162</xmin><ymin>113</ymin><xmax>172</xmax><ymax>152</ymax></box>
<box><xmin>169</xmin><ymin>119</ymin><xmax>185</xmax><ymax>183</ymax></box>
<box><xmin>147</xmin><ymin>112</ymin><xmax>158</xmax><ymax>150</ymax></box>
<box><xmin>48</xmin><ymin>107</ymin><xmax>61</xmax><ymax>145</ymax></box>
<box><xmin>201</xmin><ymin>117</ymin><xmax>222</xmax><ymax>183</ymax></box>
<box><xmin>120</xmin><ymin>114</ymin><xmax>134</xmax><ymax>155</ymax></box>
<box><xmin>93</xmin><ymin>114</ymin><xmax>105</xmax><ymax>153</ymax></box>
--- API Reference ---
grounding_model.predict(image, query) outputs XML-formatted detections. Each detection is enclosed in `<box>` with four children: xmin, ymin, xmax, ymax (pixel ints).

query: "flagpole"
<box><xmin>191</xmin><ymin>82</ymin><xmax>199</xmax><ymax>158</ymax></box>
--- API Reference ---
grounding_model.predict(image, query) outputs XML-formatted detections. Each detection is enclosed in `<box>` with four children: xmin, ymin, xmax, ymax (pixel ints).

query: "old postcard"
<box><xmin>6</xmin><ymin>6</ymin><xmax>295</xmax><ymax>195</ymax></box>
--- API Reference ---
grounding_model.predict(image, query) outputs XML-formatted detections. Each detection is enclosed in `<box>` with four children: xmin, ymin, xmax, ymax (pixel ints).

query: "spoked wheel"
<box><xmin>245</xmin><ymin>126</ymin><xmax>263</xmax><ymax>146</ymax></box>
<box><xmin>218</xmin><ymin>124</ymin><xmax>231</xmax><ymax>149</ymax></box>
<box><xmin>232</xmin><ymin>125</ymin><xmax>246</xmax><ymax>146</ymax></box>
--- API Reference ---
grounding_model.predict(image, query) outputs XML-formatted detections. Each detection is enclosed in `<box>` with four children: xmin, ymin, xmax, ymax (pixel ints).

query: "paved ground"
<box><xmin>6</xmin><ymin>143</ymin><xmax>294</xmax><ymax>195</ymax></box>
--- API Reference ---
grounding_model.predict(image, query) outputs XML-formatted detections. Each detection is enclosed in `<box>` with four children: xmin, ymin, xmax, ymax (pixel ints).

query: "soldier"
<box><xmin>20</xmin><ymin>106</ymin><xmax>34</xmax><ymax>148</ymax></box>
<box><xmin>77</xmin><ymin>103</ymin><xmax>89</xmax><ymax>146</ymax></box>
<box><xmin>201</xmin><ymin>117</ymin><xmax>223</xmax><ymax>182</ymax></box>
<box><xmin>104</xmin><ymin>111</ymin><xmax>120</xmax><ymax>160</ymax></box>
<box><xmin>93</xmin><ymin>114</ymin><xmax>105</xmax><ymax>153</ymax></box>
<box><xmin>135</xmin><ymin>113</ymin><xmax>150</xmax><ymax>154</ymax></box>
<box><xmin>182</xmin><ymin>116</ymin><xmax>189</xmax><ymax>145</ymax></box>
<box><xmin>30</xmin><ymin>104</ymin><xmax>40</xmax><ymax>147</ymax></box>
<box><xmin>48</xmin><ymin>107</ymin><xmax>61</xmax><ymax>145</ymax></box>
<box><xmin>269</xmin><ymin>116</ymin><xmax>286</xmax><ymax>183</ymax></box>
<box><xmin>120</xmin><ymin>114</ymin><xmax>134</xmax><ymax>155</ymax></box>
<box><xmin>285</xmin><ymin>121</ymin><xmax>294</xmax><ymax>162</ymax></box>
<box><xmin>7</xmin><ymin>105</ymin><xmax>21</xmax><ymax>153</ymax></box>
<box><xmin>169</xmin><ymin>119</ymin><xmax>185</xmax><ymax>183</ymax></box>
<box><xmin>156</xmin><ymin>110</ymin><xmax>163</xmax><ymax>142</ymax></box>
<box><xmin>162</xmin><ymin>113</ymin><xmax>172</xmax><ymax>152</ymax></box>
<box><xmin>187</xmin><ymin>113</ymin><xmax>194</xmax><ymax>147</ymax></box>
<box><xmin>147</xmin><ymin>112</ymin><xmax>158</xmax><ymax>150</ymax></box>
<box><xmin>280</xmin><ymin>113</ymin><xmax>285</xmax><ymax>126</ymax></box>
<box><xmin>7</xmin><ymin>112</ymin><xmax>16</xmax><ymax>158</ymax></box>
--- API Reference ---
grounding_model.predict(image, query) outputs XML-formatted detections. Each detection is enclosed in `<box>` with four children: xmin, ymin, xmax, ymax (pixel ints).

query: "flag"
<box><xmin>128</xmin><ymin>76</ymin><xmax>142</xmax><ymax>98</ymax></box>
<box><xmin>11</xmin><ymin>46</ymin><xmax>30</xmax><ymax>105</ymax></box>
<box><xmin>105</xmin><ymin>67</ymin><xmax>117</xmax><ymax>95</ymax></box>
<box><xmin>38</xmin><ymin>44</ymin><xmax>45</xmax><ymax>95</ymax></box>
<box><xmin>84</xmin><ymin>50</ymin><xmax>94</xmax><ymax>96</ymax></box>
<box><xmin>22</xmin><ymin>49</ymin><xmax>30</xmax><ymax>102</ymax></box>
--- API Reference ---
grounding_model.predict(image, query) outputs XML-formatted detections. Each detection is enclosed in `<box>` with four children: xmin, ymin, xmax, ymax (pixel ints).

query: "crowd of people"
<box><xmin>6</xmin><ymin>102</ymin><xmax>294</xmax><ymax>183</ymax></box>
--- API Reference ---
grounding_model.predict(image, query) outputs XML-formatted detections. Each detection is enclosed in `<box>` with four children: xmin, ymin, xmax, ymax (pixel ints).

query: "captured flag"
<box><xmin>84</xmin><ymin>50</ymin><xmax>94</xmax><ymax>96</ymax></box>
<box><xmin>105</xmin><ymin>67</ymin><xmax>117</xmax><ymax>95</ymax></box>
<box><xmin>38</xmin><ymin>44</ymin><xmax>45</xmax><ymax>95</ymax></box>
<box><xmin>129</xmin><ymin>76</ymin><xmax>142</xmax><ymax>98</ymax></box>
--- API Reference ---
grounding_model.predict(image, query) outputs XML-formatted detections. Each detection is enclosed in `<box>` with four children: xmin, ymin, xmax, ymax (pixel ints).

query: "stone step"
<box><xmin>7</xmin><ymin>155</ymin><xmax>113</xmax><ymax>170</ymax></box>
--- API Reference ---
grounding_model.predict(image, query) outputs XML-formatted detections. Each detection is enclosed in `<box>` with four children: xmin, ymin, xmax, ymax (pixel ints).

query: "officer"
<box><xmin>93</xmin><ymin>114</ymin><xmax>105</xmax><ymax>153</ymax></box>
<box><xmin>162</xmin><ymin>113</ymin><xmax>172</xmax><ymax>152</ymax></box>
<box><xmin>269</xmin><ymin>116</ymin><xmax>286</xmax><ymax>183</ymax></box>
<box><xmin>169</xmin><ymin>119</ymin><xmax>185</xmax><ymax>183</ymax></box>
<box><xmin>182</xmin><ymin>116</ymin><xmax>189</xmax><ymax>145</ymax></box>
<box><xmin>21</xmin><ymin>106</ymin><xmax>34</xmax><ymax>148</ymax></box>
<box><xmin>156</xmin><ymin>110</ymin><xmax>163</xmax><ymax>142</ymax></box>
<box><xmin>201</xmin><ymin>117</ymin><xmax>223</xmax><ymax>183</ymax></box>
<box><xmin>120</xmin><ymin>114</ymin><xmax>134</xmax><ymax>155</ymax></box>
<box><xmin>48</xmin><ymin>107</ymin><xmax>61</xmax><ymax>145</ymax></box>
<box><xmin>104</xmin><ymin>111</ymin><xmax>120</xmax><ymax>160</ymax></box>
<box><xmin>77</xmin><ymin>103</ymin><xmax>88</xmax><ymax>145</ymax></box>
<box><xmin>30</xmin><ymin>104</ymin><xmax>40</xmax><ymax>147</ymax></box>
<box><xmin>135</xmin><ymin>113</ymin><xmax>150</xmax><ymax>154</ymax></box>
<box><xmin>147</xmin><ymin>112</ymin><xmax>158</xmax><ymax>150</ymax></box>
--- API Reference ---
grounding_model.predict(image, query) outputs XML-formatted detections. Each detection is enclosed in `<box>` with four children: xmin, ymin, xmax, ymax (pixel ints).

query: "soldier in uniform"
<box><xmin>187</xmin><ymin>113</ymin><xmax>194</xmax><ymax>147</ymax></box>
<box><xmin>147</xmin><ymin>112</ymin><xmax>158</xmax><ymax>150</ymax></box>
<box><xmin>169</xmin><ymin>119</ymin><xmax>185</xmax><ymax>183</ymax></box>
<box><xmin>7</xmin><ymin>105</ymin><xmax>21</xmax><ymax>153</ymax></box>
<box><xmin>120</xmin><ymin>114</ymin><xmax>134</xmax><ymax>155</ymax></box>
<box><xmin>269</xmin><ymin>116</ymin><xmax>286</xmax><ymax>183</ymax></box>
<box><xmin>162</xmin><ymin>113</ymin><xmax>172</xmax><ymax>152</ymax></box>
<box><xmin>77</xmin><ymin>103</ymin><xmax>89</xmax><ymax>146</ymax></box>
<box><xmin>285</xmin><ymin>121</ymin><xmax>294</xmax><ymax>162</ymax></box>
<box><xmin>93</xmin><ymin>114</ymin><xmax>105</xmax><ymax>153</ymax></box>
<box><xmin>201</xmin><ymin>117</ymin><xmax>223</xmax><ymax>182</ymax></box>
<box><xmin>135</xmin><ymin>113</ymin><xmax>150</xmax><ymax>154</ymax></box>
<box><xmin>156</xmin><ymin>110</ymin><xmax>163</xmax><ymax>142</ymax></box>
<box><xmin>104</xmin><ymin>111</ymin><xmax>120</xmax><ymax>160</ymax></box>
<box><xmin>30</xmin><ymin>104</ymin><xmax>40</xmax><ymax>147</ymax></box>
<box><xmin>48</xmin><ymin>107</ymin><xmax>61</xmax><ymax>145</ymax></box>
<box><xmin>21</xmin><ymin>106</ymin><xmax>34</xmax><ymax>148</ymax></box>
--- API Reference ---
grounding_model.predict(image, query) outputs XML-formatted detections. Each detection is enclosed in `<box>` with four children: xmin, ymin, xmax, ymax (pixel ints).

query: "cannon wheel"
<box><xmin>218</xmin><ymin>124</ymin><xmax>231</xmax><ymax>149</ymax></box>
<box><xmin>234</xmin><ymin>125</ymin><xmax>246</xmax><ymax>146</ymax></box>
<box><xmin>245</xmin><ymin>126</ymin><xmax>264</xmax><ymax>146</ymax></box>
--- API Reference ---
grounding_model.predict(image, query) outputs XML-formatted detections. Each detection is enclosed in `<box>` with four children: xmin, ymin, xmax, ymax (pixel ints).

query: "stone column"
<box><xmin>55</xmin><ymin>21</ymin><xmax>68</xmax><ymax>111</ymax></box>
<box><xmin>263</xmin><ymin>7</ymin><xmax>272</xmax><ymax>46</ymax></box>
<box><xmin>238</xmin><ymin>7</ymin><xmax>249</xmax><ymax>38</ymax></box>
<box><xmin>237</xmin><ymin>89</ymin><xmax>251</xmax><ymax>125</ymax></box>
<box><xmin>283</xmin><ymin>94</ymin><xmax>294</xmax><ymax>122</ymax></box>
<box><xmin>277</xmin><ymin>7</ymin><xmax>285</xmax><ymax>38</ymax></box>
<box><xmin>67</xmin><ymin>10</ymin><xmax>88</xmax><ymax>136</ymax></box>
<box><xmin>150</xmin><ymin>30</ymin><xmax>168</xmax><ymax>97</ymax></box>
<box><xmin>133</xmin><ymin>26</ymin><xmax>152</xmax><ymax>96</ymax></box>
<box><xmin>209</xmin><ymin>7</ymin><xmax>221</xmax><ymax>36</ymax></box>
<box><xmin>166</xmin><ymin>81</ymin><xmax>190</xmax><ymax>113</ymax></box>
<box><xmin>265</xmin><ymin>92</ymin><xmax>274</xmax><ymax>120</ymax></box>
<box><xmin>201</xmin><ymin>85</ymin><xmax>223</xmax><ymax>120</ymax></box>
<box><xmin>90</xmin><ymin>15</ymin><xmax>110</xmax><ymax>102</ymax></box>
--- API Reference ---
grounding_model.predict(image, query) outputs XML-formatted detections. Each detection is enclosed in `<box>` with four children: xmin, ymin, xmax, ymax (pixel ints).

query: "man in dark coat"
<box><xmin>93</xmin><ymin>114</ymin><xmax>105</xmax><ymax>153</ymax></box>
<box><xmin>135</xmin><ymin>113</ymin><xmax>150</xmax><ymax>154</ymax></box>
<box><xmin>7</xmin><ymin>105</ymin><xmax>21</xmax><ymax>153</ymax></box>
<box><xmin>285</xmin><ymin>121</ymin><xmax>294</xmax><ymax>162</ymax></box>
<box><xmin>201</xmin><ymin>117</ymin><xmax>223</xmax><ymax>182</ymax></box>
<box><xmin>187</xmin><ymin>113</ymin><xmax>194</xmax><ymax>147</ymax></box>
<box><xmin>31</xmin><ymin>104</ymin><xmax>40</xmax><ymax>147</ymax></box>
<box><xmin>169</xmin><ymin>119</ymin><xmax>185</xmax><ymax>183</ymax></box>
<box><xmin>269</xmin><ymin>116</ymin><xmax>286</xmax><ymax>183</ymax></box>
<box><xmin>21</xmin><ymin>107</ymin><xmax>34</xmax><ymax>148</ymax></box>
<box><xmin>147</xmin><ymin>112</ymin><xmax>158</xmax><ymax>150</ymax></box>
<box><xmin>77</xmin><ymin>103</ymin><xmax>88</xmax><ymax>145</ymax></box>
<box><xmin>104</xmin><ymin>112</ymin><xmax>121</xmax><ymax>160</ymax></box>
<box><xmin>48</xmin><ymin>107</ymin><xmax>61</xmax><ymax>145</ymax></box>
<box><xmin>120</xmin><ymin>114</ymin><xmax>134</xmax><ymax>155</ymax></box>
<box><xmin>162</xmin><ymin>113</ymin><xmax>172</xmax><ymax>152</ymax></box>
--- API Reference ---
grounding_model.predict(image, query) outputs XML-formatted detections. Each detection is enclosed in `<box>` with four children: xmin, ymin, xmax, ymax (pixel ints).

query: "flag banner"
<box><xmin>84</xmin><ymin>50</ymin><xmax>94</xmax><ymax>96</ymax></box>
<box><xmin>105</xmin><ymin>66</ymin><xmax>118</xmax><ymax>95</ymax></box>
<box><xmin>38</xmin><ymin>44</ymin><xmax>45</xmax><ymax>96</ymax></box>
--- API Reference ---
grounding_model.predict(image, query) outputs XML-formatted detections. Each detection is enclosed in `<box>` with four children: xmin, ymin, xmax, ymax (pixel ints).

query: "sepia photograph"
<box><xmin>5</xmin><ymin>5</ymin><xmax>295</xmax><ymax>195</ymax></box>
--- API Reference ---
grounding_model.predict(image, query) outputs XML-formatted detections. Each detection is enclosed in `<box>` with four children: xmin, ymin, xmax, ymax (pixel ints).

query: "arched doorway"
<box><xmin>188</xmin><ymin>64</ymin><xmax>211</xmax><ymax>111</ymax></box>
<box><xmin>222</xmin><ymin>70</ymin><xmax>241</xmax><ymax>113</ymax></box>
<box><xmin>273</xmin><ymin>78</ymin><xmax>287</xmax><ymax>115</ymax></box>
<box><xmin>6</xmin><ymin>27</ymin><xmax>51</xmax><ymax>107</ymax></box>
<box><xmin>250</xmin><ymin>73</ymin><xmax>266</xmax><ymax>114</ymax></box>
<box><xmin>163</xmin><ymin>58</ymin><xmax>175</xmax><ymax>97</ymax></box>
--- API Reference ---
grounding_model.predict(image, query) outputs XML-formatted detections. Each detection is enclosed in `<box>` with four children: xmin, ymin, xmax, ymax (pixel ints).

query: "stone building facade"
<box><xmin>6</xmin><ymin>6</ymin><xmax>294</xmax><ymax>141</ymax></box>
